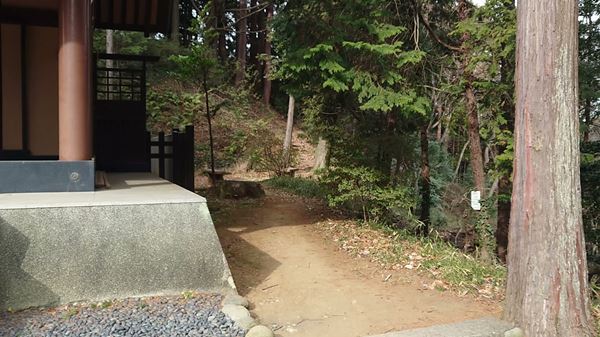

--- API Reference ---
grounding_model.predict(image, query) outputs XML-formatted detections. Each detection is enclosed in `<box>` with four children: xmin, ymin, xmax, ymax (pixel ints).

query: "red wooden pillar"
<box><xmin>58</xmin><ymin>0</ymin><xmax>92</xmax><ymax>161</ymax></box>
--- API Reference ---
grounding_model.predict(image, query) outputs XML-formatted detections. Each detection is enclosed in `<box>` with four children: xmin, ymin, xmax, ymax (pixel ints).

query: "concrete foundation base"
<box><xmin>0</xmin><ymin>173</ymin><xmax>235</xmax><ymax>311</ymax></box>
<box><xmin>369</xmin><ymin>318</ymin><xmax>514</xmax><ymax>337</ymax></box>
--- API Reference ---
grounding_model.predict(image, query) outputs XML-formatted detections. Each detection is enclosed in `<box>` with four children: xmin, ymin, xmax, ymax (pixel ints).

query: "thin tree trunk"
<box><xmin>106</xmin><ymin>30</ymin><xmax>115</xmax><ymax>100</ymax></box>
<box><xmin>505</xmin><ymin>0</ymin><xmax>594</xmax><ymax>334</ymax></box>
<box><xmin>459</xmin><ymin>0</ymin><xmax>490</xmax><ymax>261</ymax></box>
<box><xmin>214</xmin><ymin>0</ymin><xmax>227</xmax><ymax>63</ymax></box>
<box><xmin>313</xmin><ymin>137</ymin><xmax>329</xmax><ymax>171</ymax></box>
<box><xmin>454</xmin><ymin>140</ymin><xmax>470</xmax><ymax>181</ymax></box>
<box><xmin>419</xmin><ymin>124</ymin><xmax>431</xmax><ymax>236</ymax></box>
<box><xmin>235</xmin><ymin>0</ymin><xmax>248</xmax><ymax>86</ymax></box>
<box><xmin>248</xmin><ymin>0</ymin><xmax>259</xmax><ymax>69</ymax></box>
<box><xmin>170</xmin><ymin>0</ymin><xmax>180</xmax><ymax>42</ymax></box>
<box><xmin>283</xmin><ymin>95</ymin><xmax>295</xmax><ymax>165</ymax></box>
<box><xmin>203</xmin><ymin>73</ymin><xmax>216</xmax><ymax>177</ymax></box>
<box><xmin>262</xmin><ymin>3</ymin><xmax>273</xmax><ymax>105</ymax></box>
<box><xmin>584</xmin><ymin>98</ymin><xmax>591</xmax><ymax>142</ymax></box>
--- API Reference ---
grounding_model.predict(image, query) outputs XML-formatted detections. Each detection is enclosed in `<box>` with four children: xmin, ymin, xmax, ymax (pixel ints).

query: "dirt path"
<box><xmin>211</xmin><ymin>192</ymin><xmax>501</xmax><ymax>337</ymax></box>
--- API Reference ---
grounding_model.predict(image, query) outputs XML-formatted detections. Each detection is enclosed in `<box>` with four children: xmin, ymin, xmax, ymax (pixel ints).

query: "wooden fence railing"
<box><xmin>150</xmin><ymin>125</ymin><xmax>195</xmax><ymax>192</ymax></box>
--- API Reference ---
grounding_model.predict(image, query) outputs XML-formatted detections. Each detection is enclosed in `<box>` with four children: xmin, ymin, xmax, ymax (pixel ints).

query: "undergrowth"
<box><xmin>321</xmin><ymin>220</ymin><xmax>506</xmax><ymax>298</ymax></box>
<box><xmin>264</xmin><ymin>176</ymin><xmax>327</xmax><ymax>199</ymax></box>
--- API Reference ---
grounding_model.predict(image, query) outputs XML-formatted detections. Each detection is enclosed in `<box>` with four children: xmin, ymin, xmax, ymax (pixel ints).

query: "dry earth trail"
<box><xmin>211</xmin><ymin>190</ymin><xmax>501</xmax><ymax>337</ymax></box>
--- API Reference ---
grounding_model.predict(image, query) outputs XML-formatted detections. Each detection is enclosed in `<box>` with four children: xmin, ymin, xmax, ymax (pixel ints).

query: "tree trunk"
<box><xmin>235</xmin><ymin>0</ymin><xmax>248</xmax><ymax>86</ymax></box>
<box><xmin>458</xmin><ymin>0</ymin><xmax>490</xmax><ymax>261</ymax></box>
<box><xmin>106</xmin><ymin>30</ymin><xmax>115</xmax><ymax>100</ymax></box>
<box><xmin>583</xmin><ymin>98</ymin><xmax>591</xmax><ymax>142</ymax></box>
<box><xmin>313</xmin><ymin>137</ymin><xmax>329</xmax><ymax>171</ymax></box>
<box><xmin>262</xmin><ymin>3</ymin><xmax>273</xmax><ymax>105</ymax></box>
<box><xmin>283</xmin><ymin>95</ymin><xmax>295</xmax><ymax>165</ymax></box>
<box><xmin>419</xmin><ymin>124</ymin><xmax>431</xmax><ymax>236</ymax></box>
<box><xmin>214</xmin><ymin>0</ymin><xmax>227</xmax><ymax>63</ymax></box>
<box><xmin>248</xmin><ymin>0</ymin><xmax>259</xmax><ymax>69</ymax></box>
<box><xmin>496</xmin><ymin>174</ymin><xmax>510</xmax><ymax>263</ymax></box>
<box><xmin>170</xmin><ymin>0</ymin><xmax>180</xmax><ymax>42</ymax></box>
<box><xmin>203</xmin><ymin>73</ymin><xmax>216</xmax><ymax>177</ymax></box>
<box><xmin>505</xmin><ymin>0</ymin><xmax>594</xmax><ymax>335</ymax></box>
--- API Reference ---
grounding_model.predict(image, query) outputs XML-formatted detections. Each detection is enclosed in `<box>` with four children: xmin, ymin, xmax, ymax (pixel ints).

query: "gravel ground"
<box><xmin>0</xmin><ymin>294</ymin><xmax>246</xmax><ymax>337</ymax></box>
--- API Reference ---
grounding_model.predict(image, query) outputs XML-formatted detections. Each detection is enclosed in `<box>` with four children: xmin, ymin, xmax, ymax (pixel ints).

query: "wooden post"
<box><xmin>58</xmin><ymin>0</ymin><xmax>91</xmax><ymax>161</ymax></box>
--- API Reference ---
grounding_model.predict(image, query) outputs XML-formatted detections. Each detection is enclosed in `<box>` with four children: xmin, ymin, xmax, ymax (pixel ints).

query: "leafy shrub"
<box><xmin>265</xmin><ymin>176</ymin><xmax>327</xmax><ymax>199</ymax></box>
<box><xmin>320</xmin><ymin>166</ymin><xmax>416</xmax><ymax>225</ymax></box>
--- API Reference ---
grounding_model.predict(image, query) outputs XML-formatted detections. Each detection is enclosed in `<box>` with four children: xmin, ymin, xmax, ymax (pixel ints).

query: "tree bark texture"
<box><xmin>262</xmin><ymin>3</ymin><xmax>273</xmax><ymax>105</ymax></box>
<box><xmin>505</xmin><ymin>0</ymin><xmax>594</xmax><ymax>335</ymax></box>
<box><xmin>235</xmin><ymin>0</ymin><xmax>248</xmax><ymax>86</ymax></box>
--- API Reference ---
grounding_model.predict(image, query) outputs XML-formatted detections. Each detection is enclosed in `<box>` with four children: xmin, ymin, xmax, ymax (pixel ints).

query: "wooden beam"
<box><xmin>97</xmin><ymin>53</ymin><xmax>159</xmax><ymax>62</ymax></box>
<box><xmin>121</xmin><ymin>0</ymin><xmax>128</xmax><ymax>25</ymax></box>
<box><xmin>108</xmin><ymin>0</ymin><xmax>114</xmax><ymax>25</ymax></box>
<box><xmin>0</xmin><ymin>7</ymin><xmax>58</xmax><ymax>27</ymax></box>
<box><xmin>144</xmin><ymin>0</ymin><xmax>152</xmax><ymax>37</ymax></box>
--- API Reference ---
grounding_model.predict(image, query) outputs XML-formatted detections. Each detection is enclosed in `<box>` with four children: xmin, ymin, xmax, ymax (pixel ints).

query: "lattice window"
<box><xmin>96</xmin><ymin>67</ymin><xmax>144</xmax><ymax>102</ymax></box>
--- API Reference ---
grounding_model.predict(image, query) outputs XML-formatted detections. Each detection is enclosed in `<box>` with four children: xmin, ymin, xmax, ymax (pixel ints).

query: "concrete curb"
<box><xmin>368</xmin><ymin>318</ymin><xmax>515</xmax><ymax>337</ymax></box>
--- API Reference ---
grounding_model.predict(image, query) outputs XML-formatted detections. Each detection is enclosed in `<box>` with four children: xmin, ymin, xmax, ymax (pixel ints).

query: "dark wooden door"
<box><xmin>93</xmin><ymin>56</ymin><xmax>150</xmax><ymax>172</ymax></box>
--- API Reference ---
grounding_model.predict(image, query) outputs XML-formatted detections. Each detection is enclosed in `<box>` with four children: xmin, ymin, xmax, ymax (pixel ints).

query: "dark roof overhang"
<box><xmin>94</xmin><ymin>0</ymin><xmax>175</xmax><ymax>36</ymax></box>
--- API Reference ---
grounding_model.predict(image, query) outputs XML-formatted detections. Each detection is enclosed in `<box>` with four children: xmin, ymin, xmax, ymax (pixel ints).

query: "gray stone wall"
<box><xmin>0</xmin><ymin>201</ymin><xmax>235</xmax><ymax>311</ymax></box>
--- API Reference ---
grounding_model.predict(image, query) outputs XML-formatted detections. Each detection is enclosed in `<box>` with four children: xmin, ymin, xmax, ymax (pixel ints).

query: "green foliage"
<box><xmin>582</xmin><ymin>141</ymin><xmax>600</xmax><ymax>257</ymax></box>
<box><xmin>274</xmin><ymin>0</ymin><xmax>428</xmax><ymax>115</ymax></box>
<box><xmin>264</xmin><ymin>177</ymin><xmax>327</xmax><ymax>199</ymax></box>
<box><xmin>453</xmin><ymin>0</ymin><xmax>516</xmax><ymax>179</ymax></box>
<box><xmin>320</xmin><ymin>166</ymin><xmax>416</xmax><ymax>224</ymax></box>
<box><xmin>579</xmin><ymin>0</ymin><xmax>600</xmax><ymax>127</ymax></box>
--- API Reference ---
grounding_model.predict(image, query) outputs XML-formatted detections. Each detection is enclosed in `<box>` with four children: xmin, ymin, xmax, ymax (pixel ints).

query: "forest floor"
<box><xmin>209</xmin><ymin>189</ymin><xmax>501</xmax><ymax>337</ymax></box>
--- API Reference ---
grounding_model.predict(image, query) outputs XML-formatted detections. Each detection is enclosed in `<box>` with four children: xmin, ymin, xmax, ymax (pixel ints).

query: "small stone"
<box><xmin>221</xmin><ymin>305</ymin><xmax>256</xmax><ymax>330</ymax></box>
<box><xmin>245</xmin><ymin>325</ymin><xmax>274</xmax><ymax>337</ymax></box>
<box><xmin>223</xmin><ymin>294</ymin><xmax>250</xmax><ymax>308</ymax></box>
<box><xmin>505</xmin><ymin>327</ymin><xmax>525</xmax><ymax>337</ymax></box>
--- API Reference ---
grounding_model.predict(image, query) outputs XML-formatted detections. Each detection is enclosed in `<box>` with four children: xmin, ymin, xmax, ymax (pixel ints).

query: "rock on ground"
<box><xmin>246</xmin><ymin>325</ymin><xmax>274</xmax><ymax>337</ymax></box>
<box><xmin>0</xmin><ymin>294</ymin><xmax>246</xmax><ymax>337</ymax></box>
<box><xmin>223</xmin><ymin>294</ymin><xmax>250</xmax><ymax>308</ymax></box>
<box><xmin>215</xmin><ymin>181</ymin><xmax>266</xmax><ymax>199</ymax></box>
<box><xmin>221</xmin><ymin>304</ymin><xmax>257</xmax><ymax>330</ymax></box>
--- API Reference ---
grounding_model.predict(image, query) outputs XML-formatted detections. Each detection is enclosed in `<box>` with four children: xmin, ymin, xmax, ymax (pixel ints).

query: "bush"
<box><xmin>264</xmin><ymin>176</ymin><xmax>327</xmax><ymax>199</ymax></box>
<box><xmin>246</xmin><ymin>123</ymin><xmax>297</xmax><ymax>176</ymax></box>
<box><xmin>320</xmin><ymin>166</ymin><xmax>416</xmax><ymax>225</ymax></box>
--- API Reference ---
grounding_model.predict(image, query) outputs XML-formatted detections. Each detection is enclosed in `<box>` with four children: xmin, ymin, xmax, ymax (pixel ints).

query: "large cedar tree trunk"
<box><xmin>505</xmin><ymin>0</ymin><xmax>594</xmax><ymax>335</ymax></box>
<box><xmin>235</xmin><ymin>0</ymin><xmax>248</xmax><ymax>86</ymax></box>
